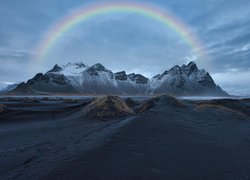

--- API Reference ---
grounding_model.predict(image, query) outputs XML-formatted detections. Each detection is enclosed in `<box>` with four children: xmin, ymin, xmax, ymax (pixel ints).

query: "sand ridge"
<box><xmin>0</xmin><ymin>95</ymin><xmax>249</xmax><ymax>179</ymax></box>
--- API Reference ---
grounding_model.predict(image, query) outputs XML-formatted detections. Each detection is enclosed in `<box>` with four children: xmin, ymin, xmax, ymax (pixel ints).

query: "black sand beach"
<box><xmin>0</xmin><ymin>96</ymin><xmax>250</xmax><ymax>180</ymax></box>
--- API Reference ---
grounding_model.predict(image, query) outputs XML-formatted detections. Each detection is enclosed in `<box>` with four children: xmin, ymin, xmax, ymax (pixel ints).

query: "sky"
<box><xmin>0</xmin><ymin>0</ymin><xmax>250</xmax><ymax>95</ymax></box>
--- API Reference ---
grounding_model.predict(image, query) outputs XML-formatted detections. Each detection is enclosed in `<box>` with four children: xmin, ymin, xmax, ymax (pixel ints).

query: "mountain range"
<box><xmin>9</xmin><ymin>62</ymin><xmax>228</xmax><ymax>96</ymax></box>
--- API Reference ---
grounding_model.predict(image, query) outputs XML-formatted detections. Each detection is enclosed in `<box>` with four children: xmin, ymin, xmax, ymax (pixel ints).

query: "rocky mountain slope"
<box><xmin>9</xmin><ymin>62</ymin><xmax>228</xmax><ymax>96</ymax></box>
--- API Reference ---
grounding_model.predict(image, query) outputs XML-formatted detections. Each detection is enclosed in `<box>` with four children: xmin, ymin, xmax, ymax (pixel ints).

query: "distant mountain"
<box><xmin>9</xmin><ymin>62</ymin><xmax>228</xmax><ymax>96</ymax></box>
<box><xmin>150</xmin><ymin>62</ymin><xmax>227</xmax><ymax>96</ymax></box>
<box><xmin>0</xmin><ymin>83</ymin><xmax>19</xmax><ymax>93</ymax></box>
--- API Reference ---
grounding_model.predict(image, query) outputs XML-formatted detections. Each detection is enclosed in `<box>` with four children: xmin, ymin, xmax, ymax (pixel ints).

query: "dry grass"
<box><xmin>138</xmin><ymin>101</ymin><xmax>155</xmax><ymax>113</ymax></box>
<box><xmin>83</xmin><ymin>96</ymin><xmax>134</xmax><ymax>119</ymax></box>
<box><xmin>138</xmin><ymin>94</ymin><xmax>186</xmax><ymax>113</ymax></box>
<box><xmin>196</xmin><ymin>104</ymin><xmax>245</xmax><ymax>117</ymax></box>
<box><xmin>0</xmin><ymin>104</ymin><xmax>7</xmax><ymax>113</ymax></box>
<box><xmin>196</xmin><ymin>99</ymin><xmax>250</xmax><ymax>117</ymax></box>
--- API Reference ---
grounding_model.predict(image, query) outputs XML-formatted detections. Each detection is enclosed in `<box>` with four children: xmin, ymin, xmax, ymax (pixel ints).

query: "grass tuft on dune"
<box><xmin>0</xmin><ymin>104</ymin><xmax>7</xmax><ymax>113</ymax></box>
<box><xmin>138</xmin><ymin>94</ymin><xmax>186</xmax><ymax>113</ymax></box>
<box><xmin>195</xmin><ymin>104</ymin><xmax>245</xmax><ymax>117</ymax></box>
<box><xmin>82</xmin><ymin>96</ymin><xmax>134</xmax><ymax>119</ymax></box>
<box><xmin>196</xmin><ymin>99</ymin><xmax>250</xmax><ymax>117</ymax></box>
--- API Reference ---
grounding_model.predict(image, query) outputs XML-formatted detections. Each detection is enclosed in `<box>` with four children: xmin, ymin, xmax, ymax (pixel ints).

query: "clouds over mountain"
<box><xmin>0</xmin><ymin>0</ymin><xmax>249</xmax><ymax>94</ymax></box>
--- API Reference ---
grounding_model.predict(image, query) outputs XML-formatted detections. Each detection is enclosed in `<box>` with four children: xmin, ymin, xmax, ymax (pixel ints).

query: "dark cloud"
<box><xmin>227</xmin><ymin>32</ymin><xmax>250</xmax><ymax>46</ymax></box>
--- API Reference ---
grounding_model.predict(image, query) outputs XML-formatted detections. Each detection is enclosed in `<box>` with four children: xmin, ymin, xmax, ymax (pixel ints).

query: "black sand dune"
<box><xmin>0</xmin><ymin>95</ymin><xmax>249</xmax><ymax>180</ymax></box>
<box><xmin>196</xmin><ymin>99</ymin><xmax>250</xmax><ymax>117</ymax></box>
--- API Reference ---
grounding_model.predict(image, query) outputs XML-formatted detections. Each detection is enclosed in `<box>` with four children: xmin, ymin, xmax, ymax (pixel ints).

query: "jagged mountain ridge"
<box><xmin>10</xmin><ymin>62</ymin><xmax>228</xmax><ymax>96</ymax></box>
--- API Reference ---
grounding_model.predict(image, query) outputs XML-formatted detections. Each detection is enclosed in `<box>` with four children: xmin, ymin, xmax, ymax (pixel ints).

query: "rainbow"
<box><xmin>34</xmin><ymin>2</ymin><xmax>207</xmax><ymax>63</ymax></box>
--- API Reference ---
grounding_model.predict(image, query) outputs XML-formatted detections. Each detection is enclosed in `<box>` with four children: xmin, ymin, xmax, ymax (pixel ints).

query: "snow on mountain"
<box><xmin>9</xmin><ymin>61</ymin><xmax>228</xmax><ymax>96</ymax></box>
<box><xmin>47</xmin><ymin>62</ymin><xmax>88</xmax><ymax>75</ymax></box>
<box><xmin>150</xmin><ymin>62</ymin><xmax>227</xmax><ymax>96</ymax></box>
<box><xmin>114</xmin><ymin>72</ymin><xmax>150</xmax><ymax>94</ymax></box>
<box><xmin>77</xmin><ymin>63</ymin><xmax>117</xmax><ymax>94</ymax></box>
<box><xmin>61</xmin><ymin>63</ymin><xmax>88</xmax><ymax>76</ymax></box>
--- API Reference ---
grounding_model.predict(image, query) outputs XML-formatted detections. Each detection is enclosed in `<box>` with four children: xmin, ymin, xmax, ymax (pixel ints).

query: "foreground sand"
<box><xmin>0</xmin><ymin>96</ymin><xmax>250</xmax><ymax>179</ymax></box>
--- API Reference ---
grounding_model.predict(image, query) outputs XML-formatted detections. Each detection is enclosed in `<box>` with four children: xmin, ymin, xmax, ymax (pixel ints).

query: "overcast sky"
<box><xmin>0</xmin><ymin>0</ymin><xmax>250</xmax><ymax>95</ymax></box>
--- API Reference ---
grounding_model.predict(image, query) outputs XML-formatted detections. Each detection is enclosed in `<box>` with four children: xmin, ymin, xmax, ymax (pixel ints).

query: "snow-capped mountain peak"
<box><xmin>181</xmin><ymin>61</ymin><xmax>198</xmax><ymax>77</ymax></box>
<box><xmin>47</xmin><ymin>62</ymin><xmax>88</xmax><ymax>76</ymax></box>
<box><xmin>47</xmin><ymin>64</ymin><xmax>62</xmax><ymax>73</ymax></box>
<box><xmin>86</xmin><ymin>63</ymin><xmax>110</xmax><ymax>73</ymax></box>
<box><xmin>10</xmin><ymin>61</ymin><xmax>228</xmax><ymax>96</ymax></box>
<box><xmin>114</xmin><ymin>71</ymin><xmax>127</xmax><ymax>81</ymax></box>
